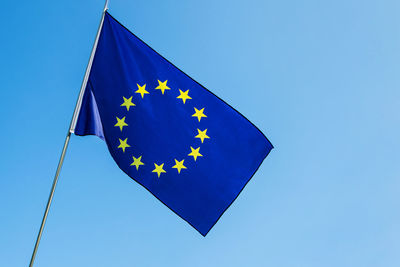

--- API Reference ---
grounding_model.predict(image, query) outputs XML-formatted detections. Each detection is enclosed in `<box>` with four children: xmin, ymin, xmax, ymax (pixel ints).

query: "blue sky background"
<box><xmin>1</xmin><ymin>0</ymin><xmax>399</xmax><ymax>266</ymax></box>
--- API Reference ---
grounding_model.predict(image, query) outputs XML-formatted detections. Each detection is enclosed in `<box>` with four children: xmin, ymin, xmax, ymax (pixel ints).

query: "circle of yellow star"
<box><xmin>130</xmin><ymin>155</ymin><xmax>144</xmax><ymax>170</ymax></box>
<box><xmin>114</xmin><ymin>116</ymin><xmax>128</xmax><ymax>131</ymax></box>
<box><xmin>195</xmin><ymin>129</ymin><xmax>210</xmax><ymax>143</ymax></box>
<box><xmin>155</xmin><ymin>80</ymin><xmax>170</xmax><ymax>94</ymax></box>
<box><xmin>135</xmin><ymin>83</ymin><xmax>149</xmax><ymax>98</ymax></box>
<box><xmin>172</xmin><ymin>159</ymin><xmax>187</xmax><ymax>174</ymax></box>
<box><xmin>117</xmin><ymin>138</ymin><xmax>130</xmax><ymax>152</ymax></box>
<box><xmin>188</xmin><ymin>146</ymin><xmax>203</xmax><ymax>161</ymax></box>
<box><xmin>177</xmin><ymin>89</ymin><xmax>192</xmax><ymax>104</ymax></box>
<box><xmin>192</xmin><ymin>107</ymin><xmax>207</xmax><ymax>122</ymax></box>
<box><xmin>120</xmin><ymin>96</ymin><xmax>135</xmax><ymax>111</ymax></box>
<box><xmin>152</xmin><ymin>163</ymin><xmax>166</xmax><ymax>178</ymax></box>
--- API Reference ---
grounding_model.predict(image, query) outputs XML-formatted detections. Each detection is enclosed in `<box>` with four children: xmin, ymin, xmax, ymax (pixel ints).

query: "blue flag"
<box><xmin>74</xmin><ymin>12</ymin><xmax>273</xmax><ymax>236</ymax></box>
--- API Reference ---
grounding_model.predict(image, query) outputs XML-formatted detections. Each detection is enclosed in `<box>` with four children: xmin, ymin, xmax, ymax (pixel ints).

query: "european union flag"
<box><xmin>74</xmin><ymin>12</ymin><xmax>273</xmax><ymax>236</ymax></box>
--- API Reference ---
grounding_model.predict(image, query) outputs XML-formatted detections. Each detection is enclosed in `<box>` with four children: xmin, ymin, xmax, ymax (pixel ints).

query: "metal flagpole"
<box><xmin>28</xmin><ymin>1</ymin><xmax>109</xmax><ymax>266</ymax></box>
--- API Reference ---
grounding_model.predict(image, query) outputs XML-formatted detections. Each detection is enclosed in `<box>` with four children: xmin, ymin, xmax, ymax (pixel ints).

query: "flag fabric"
<box><xmin>74</xmin><ymin>12</ymin><xmax>273</xmax><ymax>236</ymax></box>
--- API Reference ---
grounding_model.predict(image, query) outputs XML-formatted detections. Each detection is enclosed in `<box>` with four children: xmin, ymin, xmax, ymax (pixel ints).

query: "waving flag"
<box><xmin>74</xmin><ymin>12</ymin><xmax>273</xmax><ymax>236</ymax></box>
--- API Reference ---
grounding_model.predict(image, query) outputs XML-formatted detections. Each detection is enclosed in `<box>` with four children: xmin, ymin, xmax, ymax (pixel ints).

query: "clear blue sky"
<box><xmin>1</xmin><ymin>0</ymin><xmax>399</xmax><ymax>266</ymax></box>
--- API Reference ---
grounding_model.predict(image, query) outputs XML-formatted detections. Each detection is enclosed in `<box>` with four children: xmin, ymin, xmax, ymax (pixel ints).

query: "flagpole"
<box><xmin>28</xmin><ymin>1</ymin><xmax>109</xmax><ymax>266</ymax></box>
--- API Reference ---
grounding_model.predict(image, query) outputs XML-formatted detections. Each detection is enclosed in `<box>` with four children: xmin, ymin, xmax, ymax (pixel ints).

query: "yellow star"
<box><xmin>152</xmin><ymin>163</ymin><xmax>166</xmax><ymax>178</ymax></box>
<box><xmin>120</xmin><ymin>96</ymin><xmax>135</xmax><ymax>111</ymax></box>
<box><xmin>172</xmin><ymin>159</ymin><xmax>187</xmax><ymax>174</ymax></box>
<box><xmin>117</xmin><ymin>138</ymin><xmax>130</xmax><ymax>152</ymax></box>
<box><xmin>130</xmin><ymin>155</ymin><xmax>144</xmax><ymax>170</ymax></box>
<box><xmin>155</xmin><ymin>80</ymin><xmax>170</xmax><ymax>94</ymax></box>
<box><xmin>114</xmin><ymin>116</ymin><xmax>128</xmax><ymax>131</ymax></box>
<box><xmin>188</xmin><ymin>146</ymin><xmax>203</xmax><ymax>161</ymax></box>
<box><xmin>195</xmin><ymin>129</ymin><xmax>210</xmax><ymax>143</ymax></box>
<box><xmin>177</xmin><ymin>89</ymin><xmax>192</xmax><ymax>104</ymax></box>
<box><xmin>135</xmin><ymin>83</ymin><xmax>149</xmax><ymax>98</ymax></box>
<box><xmin>192</xmin><ymin>107</ymin><xmax>207</xmax><ymax>122</ymax></box>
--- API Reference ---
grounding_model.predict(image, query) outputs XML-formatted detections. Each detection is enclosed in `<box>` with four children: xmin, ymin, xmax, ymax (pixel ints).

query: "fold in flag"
<box><xmin>74</xmin><ymin>12</ymin><xmax>273</xmax><ymax>236</ymax></box>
